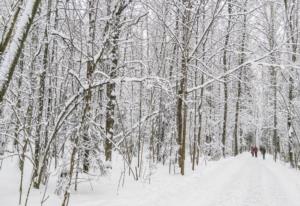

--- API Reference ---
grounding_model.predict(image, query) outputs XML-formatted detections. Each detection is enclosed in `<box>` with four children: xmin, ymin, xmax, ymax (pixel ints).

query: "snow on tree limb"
<box><xmin>0</xmin><ymin>0</ymin><xmax>42</xmax><ymax>103</ymax></box>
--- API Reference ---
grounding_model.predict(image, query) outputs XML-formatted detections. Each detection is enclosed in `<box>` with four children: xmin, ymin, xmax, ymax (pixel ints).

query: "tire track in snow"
<box><xmin>205</xmin><ymin>156</ymin><xmax>265</xmax><ymax>206</ymax></box>
<box><xmin>67</xmin><ymin>154</ymin><xmax>300</xmax><ymax>206</ymax></box>
<box><xmin>261</xmin><ymin>158</ymin><xmax>300</xmax><ymax>206</ymax></box>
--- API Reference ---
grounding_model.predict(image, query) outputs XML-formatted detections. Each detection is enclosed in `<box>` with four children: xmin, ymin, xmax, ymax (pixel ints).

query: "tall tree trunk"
<box><xmin>177</xmin><ymin>0</ymin><xmax>191</xmax><ymax>175</ymax></box>
<box><xmin>34</xmin><ymin>0</ymin><xmax>54</xmax><ymax>188</ymax></box>
<box><xmin>222</xmin><ymin>0</ymin><xmax>232</xmax><ymax>157</ymax></box>
<box><xmin>196</xmin><ymin>74</ymin><xmax>204</xmax><ymax>164</ymax></box>
<box><xmin>82</xmin><ymin>0</ymin><xmax>96</xmax><ymax>173</ymax></box>
<box><xmin>284</xmin><ymin>0</ymin><xmax>298</xmax><ymax>167</ymax></box>
<box><xmin>196</xmin><ymin>2</ymin><xmax>208</xmax><ymax>165</ymax></box>
<box><xmin>105</xmin><ymin>0</ymin><xmax>126</xmax><ymax>162</ymax></box>
<box><xmin>268</xmin><ymin>2</ymin><xmax>280</xmax><ymax>161</ymax></box>
<box><xmin>234</xmin><ymin>1</ymin><xmax>247</xmax><ymax>156</ymax></box>
<box><xmin>0</xmin><ymin>0</ymin><xmax>42</xmax><ymax>103</ymax></box>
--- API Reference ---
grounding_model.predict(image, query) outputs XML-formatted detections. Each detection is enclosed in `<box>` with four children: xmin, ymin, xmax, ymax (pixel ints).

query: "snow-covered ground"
<box><xmin>1</xmin><ymin>153</ymin><xmax>300</xmax><ymax>206</ymax></box>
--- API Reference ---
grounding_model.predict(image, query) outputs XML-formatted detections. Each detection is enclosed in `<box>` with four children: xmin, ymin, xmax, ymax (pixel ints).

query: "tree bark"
<box><xmin>222</xmin><ymin>0</ymin><xmax>232</xmax><ymax>157</ymax></box>
<box><xmin>234</xmin><ymin>1</ymin><xmax>247</xmax><ymax>156</ymax></box>
<box><xmin>0</xmin><ymin>0</ymin><xmax>43</xmax><ymax>103</ymax></box>
<box><xmin>177</xmin><ymin>0</ymin><xmax>191</xmax><ymax>175</ymax></box>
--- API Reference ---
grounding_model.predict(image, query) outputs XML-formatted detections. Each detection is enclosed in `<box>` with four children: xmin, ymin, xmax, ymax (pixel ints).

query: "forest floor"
<box><xmin>1</xmin><ymin>153</ymin><xmax>300</xmax><ymax>206</ymax></box>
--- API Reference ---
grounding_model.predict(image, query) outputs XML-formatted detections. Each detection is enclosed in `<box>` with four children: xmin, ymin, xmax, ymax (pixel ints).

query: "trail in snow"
<box><xmin>1</xmin><ymin>153</ymin><xmax>300</xmax><ymax>206</ymax></box>
<box><xmin>68</xmin><ymin>153</ymin><xmax>300</xmax><ymax>206</ymax></box>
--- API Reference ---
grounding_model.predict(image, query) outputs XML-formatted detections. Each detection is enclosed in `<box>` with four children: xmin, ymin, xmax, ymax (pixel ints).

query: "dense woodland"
<box><xmin>0</xmin><ymin>0</ymin><xmax>300</xmax><ymax>205</ymax></box>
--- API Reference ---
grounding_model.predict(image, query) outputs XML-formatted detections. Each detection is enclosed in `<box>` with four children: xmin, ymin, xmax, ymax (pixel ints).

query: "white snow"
<box><xmin>1</xmin><ymin>153</ymin><xmax>300</xmax><ymax>206</ymax></box>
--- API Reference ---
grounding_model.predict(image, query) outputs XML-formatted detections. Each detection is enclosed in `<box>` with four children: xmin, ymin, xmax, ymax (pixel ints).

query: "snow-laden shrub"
<box><xmin>203</xmin><ymin>135</ymin><xmax>222</xmax><ymax>161</ymax></box>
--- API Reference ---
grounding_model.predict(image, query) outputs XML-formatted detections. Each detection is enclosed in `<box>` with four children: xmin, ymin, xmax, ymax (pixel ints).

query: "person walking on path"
<box><xmin>250</xmin><ymin>146</ymin><xmax>254</xmax><ymax>157</ymax></box>
<box><xmin>260</xmin><ymin>146</ymin><xmax>266</xmax><ymax>160</ymax></box>
<box><xmin>253</xmin><ymin>146</ymin><xmax>258</xmax><ymax>158</ymax></box>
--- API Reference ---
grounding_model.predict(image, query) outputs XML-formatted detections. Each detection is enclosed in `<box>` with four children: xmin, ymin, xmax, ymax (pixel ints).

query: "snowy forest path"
<box><xmin>2</xmin><ymin>153</ymin><xmax>300</xmax><ymax>206</ymax></box>
<box><xmin>67</xmin><ymin>153</ymin><xmax>300</xmax><ymax>206</ymax></box>
<box><xmin>202</xmin><ymin>154</ymin><xmax>300</xmax><ymax>206</ymax></box>
<box><xmin>200</xmin><ymin>154</ymin><xmax>300</xmax><ymax>206</ymax></box>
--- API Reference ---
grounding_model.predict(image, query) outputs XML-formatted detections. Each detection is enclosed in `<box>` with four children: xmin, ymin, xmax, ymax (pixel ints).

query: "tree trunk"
<box><xmin>105</xmin><ymin>0</ymin><xmax>125</xmax><ymax>162</ymax></box>
<box><xmin>222</xmin><ymin>0</ymin><xmax>232</xmax><ymax>157</ymax></box>
<box><xmin>177</xmin><ymin>0</ymin><xmax>191</xmax><ymax>175</ymax></box>
<box><xmin>234</xmin><ymin>1</ymin><xmax>247</xmax><ymax>156</ymax></box>
<box><xmin>0</xmin><ymin>0</ymin><xmax>42</xmax><ymax>103</ymax></box>
<box><xmin>283</xmin><ymin>0</ymin><xmax>297</xmax><ymax>167</ymax></box>
<box><xmin>82</xmin><ymin>0</ymin><xmax>97</xmax><ymax>173</ymax></box>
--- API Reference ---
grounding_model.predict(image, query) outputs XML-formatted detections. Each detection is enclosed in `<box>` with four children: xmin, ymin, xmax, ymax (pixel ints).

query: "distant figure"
<box><xmin>260</xmin><ymin>146</ymin><xmax>266</xmax><ymax>160</ymax></box>
<box><xmin>250</xmin><ymin>146</ymin><xmax>254</xmax><ymax>157</ymax></box>
<box><xmin>253</xmin><ymin>146</ymin><xmax>258</xmax><ymax>158</ymax></box>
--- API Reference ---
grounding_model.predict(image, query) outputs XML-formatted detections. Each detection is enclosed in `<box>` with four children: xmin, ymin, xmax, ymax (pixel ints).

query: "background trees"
<box><xmin>0</xmin><ymin>0</ymin><xmax>300</xmax><ymax>204</ymax></box>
